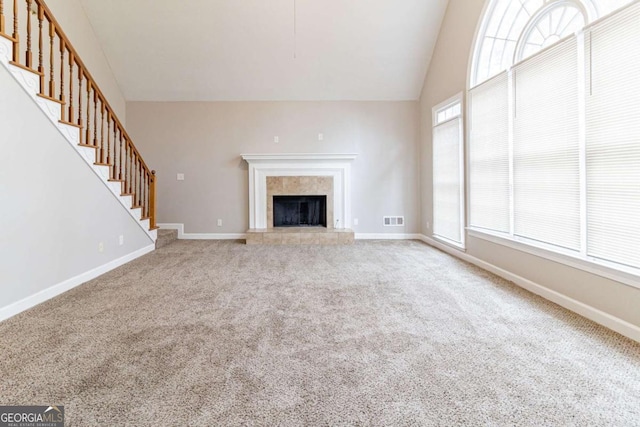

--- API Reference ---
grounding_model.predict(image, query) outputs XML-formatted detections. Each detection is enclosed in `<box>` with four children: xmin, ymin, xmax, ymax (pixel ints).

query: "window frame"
<box><xmin>432</xmin><ymin>93</ymin><xmax>466</xmax><ymax>251</ymax></box>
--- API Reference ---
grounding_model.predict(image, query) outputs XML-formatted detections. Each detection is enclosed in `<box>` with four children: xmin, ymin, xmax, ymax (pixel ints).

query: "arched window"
<box><xmin>471</xmin><ymin>0</ymin><xmax>633</xmax><ymax>86</ymax></box>
<box><xmin>466</xmin><ymin>0</ymin><xmax>640</xmax><ymax>281</ymax></box>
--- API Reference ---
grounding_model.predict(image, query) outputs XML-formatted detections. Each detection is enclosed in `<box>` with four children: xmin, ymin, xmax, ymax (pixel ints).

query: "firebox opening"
<box><xmin>273</xmin><ymin>195</ymin><xmax>327</xmax><ymax>227</ymax></box>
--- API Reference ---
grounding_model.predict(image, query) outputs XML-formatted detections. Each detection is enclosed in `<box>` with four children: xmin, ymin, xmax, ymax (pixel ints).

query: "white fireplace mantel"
<box><xmin>241</xmin><ymin>153</ymin><xmax>357</xmax><ymax>229</ymax></box>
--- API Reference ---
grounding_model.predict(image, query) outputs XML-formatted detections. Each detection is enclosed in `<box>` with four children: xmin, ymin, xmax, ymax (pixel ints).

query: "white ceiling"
<box><xmin>79</xmin><ymin>0</ymin><xmax>449</xmax><ymax>101</ymax></box>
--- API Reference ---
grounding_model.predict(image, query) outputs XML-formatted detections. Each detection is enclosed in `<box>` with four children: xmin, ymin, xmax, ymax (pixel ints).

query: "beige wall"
<box><xmin>419</xmin><ymin>0</ymin><xmax>640</xmax><ymax>328</ymax></box>
<box><xmin>47</xmin><ymin>0</ymin><xmax>126</xmax><ymax>122</ymax></box>
<box><xmin>127</xmin><ymin>101</ymin><xmax>420</xmax><ymax>235</ymax></box>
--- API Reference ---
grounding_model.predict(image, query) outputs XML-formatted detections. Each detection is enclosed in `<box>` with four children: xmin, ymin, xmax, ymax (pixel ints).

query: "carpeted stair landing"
<box><xmin>155</xmin><ymin>228</ymin><xmax>178</xmax><ymax>249</ymax></box>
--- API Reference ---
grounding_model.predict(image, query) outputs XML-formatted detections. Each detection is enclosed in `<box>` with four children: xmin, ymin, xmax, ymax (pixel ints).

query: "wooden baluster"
<box><xmin>122</xmin><ymin>139</ymin><xmax>131</xmax><ymax>187</ymax></box>
<box><xmin>85</xmin><ymin>81</ymin><xmax>91</xmax><ymax>144</ymax></box>
<box><xmin>0</xmin><ymin>0</ymin><xmax>5</xmax><ymax>35</ymax></box>
<box><xmin>25</xmin><ymin>0</ymin><xmax>32</xmax><ymax>68</ymax></box>
<box><xmin>105</xmin><ymin>112</ymin><xmax>110</xmax><ymax>167</ymax></box>
<box><xmin>112</xmin><ymin>120</ymin><xmax>118</xmax><ymax>180</ymax></box>
<box><xmin>108</xmin><ymin>115</ymin><xmax>117</xmax><ymax>171</ymax></box>
<box><xmin>12</xmin><ymin>0</ymin><xmax>18</xmax><ymax>63</ymax></box>
<box><xmin>100</xmin><ymin>102</ymin><xmax>104</xmax><ymax>162</ymax></box>
<box><xmin>119</xmin><ymin>132</ymin><xmax>124</xmax><ymax>181</ymax></box>
<box><xmin>68</xmin><ymin>52</ymin><xmax>74</xmax><ymax>123</ymax></box>
<box><xmin>48</xmin><ymin>21</ymin><xmax>54</xmax><ymax>97</ymax></box>
<box><xmin>37</xmin><ymin>3</ymin><xmax>44</xmax><ymax>92</ymax></box>
<box><xmin>59</xmin><ymin>38</ymin><xmax>65</xmax><ymax>120</ymax></box>
<box><xmin>150</xmin><ymin>170</ymin><xmax>157</xmax><ymax>229</ymax></box>
<box><xmin>137</xmin><ymin>159</ymin><xmax>142</xmax><ymax>206</ymax></box>
<box><xmin>129</xmin><ymin>145</ymin><xmax>133</xmax><ymax>194</ymax></box>
<box><xmin>146</xmin><ymin>172</ymin><xmax>149</xmax><ymax>217</ymax></box>
<box><xmin>135</xmin><ymin>158</ymin><xmax>140</xmax><ymax>206</ymax></box>
<box><xmin>77</xmin><ymin>68</ymin><xmax>82</xmax><ymax>131</ymax></box>
<box><xmin>142</xmin><ymin>168</ymin><xmax>149</xmax><ymax>218</ymax></box>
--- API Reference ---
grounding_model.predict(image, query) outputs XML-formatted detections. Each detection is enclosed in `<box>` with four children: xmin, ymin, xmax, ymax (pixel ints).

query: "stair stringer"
<box><xmin>0</xmin><ymin>35</ymin><xmax>156</xmax><ymax>242</ymax></box>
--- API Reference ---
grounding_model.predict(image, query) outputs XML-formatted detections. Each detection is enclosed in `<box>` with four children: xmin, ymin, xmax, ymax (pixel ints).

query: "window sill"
<box><xmin>467</xmin><ymin>228</ymin><xmax>640</xmax><ymax>290</ymax></box>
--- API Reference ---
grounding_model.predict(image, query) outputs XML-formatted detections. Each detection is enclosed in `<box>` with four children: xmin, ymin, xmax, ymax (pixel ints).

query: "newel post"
<box><xmin>150</xmin><ymin>170</ymin><xmax>157</xmax><ymax>229</ymax></box>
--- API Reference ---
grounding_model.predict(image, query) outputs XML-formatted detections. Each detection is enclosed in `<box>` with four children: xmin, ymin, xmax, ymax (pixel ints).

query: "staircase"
<box><xmin>0</xmin><ymin>0</ymin><xmax>157</xmax><ymax>241</ymax></box>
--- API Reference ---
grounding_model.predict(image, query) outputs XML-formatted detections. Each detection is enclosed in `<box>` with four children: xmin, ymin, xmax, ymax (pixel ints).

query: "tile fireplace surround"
<box><xmin>241</xmin><ymin>154</ymin><xmax>357</xmax><ymax>245</ymax></box>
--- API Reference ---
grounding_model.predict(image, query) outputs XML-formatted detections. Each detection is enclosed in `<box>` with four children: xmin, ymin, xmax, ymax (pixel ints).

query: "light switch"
<box><xmin>177</xmin><ymin>173</ymin><xmax>184</xmax><ymax>181</ymax></box>
<box><xmin>318</xmin><ymin>133</ymin><xmax>324</xmax><ymax>141</ymax></box>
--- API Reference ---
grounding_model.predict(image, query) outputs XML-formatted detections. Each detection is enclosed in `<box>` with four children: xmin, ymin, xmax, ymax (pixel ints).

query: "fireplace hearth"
<box><xmin>273</xmin><ymin>195</ymin><xmax>327</xmax><ymax>227</ymax></box>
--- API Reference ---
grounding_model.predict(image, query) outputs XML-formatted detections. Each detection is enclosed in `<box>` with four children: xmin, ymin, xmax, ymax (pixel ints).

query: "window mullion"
<box><xmin>507</xmin><ymin>68</ymin><xmax>515</xmax><ymax>237</ymax></box>
<box><xmin>577</xmin><ymin>30</ymin><xmax>588</xmax><ymax>256</ymax></box>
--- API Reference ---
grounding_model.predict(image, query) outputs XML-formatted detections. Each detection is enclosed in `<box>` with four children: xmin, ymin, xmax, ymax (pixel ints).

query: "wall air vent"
<box><xmin>383</xmin><ymin>216</ymin><xmax>405</xmax><ymax>227</ymax></box>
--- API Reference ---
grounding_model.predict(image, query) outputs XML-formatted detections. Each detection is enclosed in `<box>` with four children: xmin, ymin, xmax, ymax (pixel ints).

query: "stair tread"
<box><xmin>94</xmin><ymin>162</ymin><xmax>112</xmax><ymax>166</ymax></box>
<box><xmin>78</xmin><ymin>143</ymin><xmax>97</xmax><ymax>148</ymax></box>
<box><xmin>9</xmin><ymin>61</ymin><xmax>44</xmax><ymax>76</ymax></box>
<box><xmin>0</xmin><ymin>33</ymin><xmax>17</xmax><ymax>42</ymax></box>
<box><xmin>37</xmin><ymin>93</ymin><xmax>65</xmax><ymax>105</ymax></box>
<box><xmin>59</xmin><ymin>120</ymin><xmax>83</xmax><ymax>128</ymax></box>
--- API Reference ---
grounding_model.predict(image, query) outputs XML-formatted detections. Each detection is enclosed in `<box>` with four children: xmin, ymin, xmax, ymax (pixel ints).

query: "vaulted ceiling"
<box><xmin>79</xmin><ymin>0</ymin><xmax>449</xmax><ymax>101</ymax></box>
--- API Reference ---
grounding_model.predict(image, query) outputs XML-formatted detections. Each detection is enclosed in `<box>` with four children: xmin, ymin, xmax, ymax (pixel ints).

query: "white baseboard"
<box><xmin>0</xmin><ymin>244</ymin><xmax>155</xmax><ymax>322</ymax></box>
<box><xmin>419</xmin><ymin>234</ymin><xmax>640</xmax><ymax>343</ymax></box>
<box><xmin>157</xmin><ymin>223</ymin><xmax>245</xmax><ymax>240</ymax></box>
<box><xmin>355</xmin><ymin>233</ymin><xmax>422</xmax><ymax>240</ymax></box>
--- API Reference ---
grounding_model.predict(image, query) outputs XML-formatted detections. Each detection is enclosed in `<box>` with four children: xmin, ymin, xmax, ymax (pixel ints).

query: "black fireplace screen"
<box><xmin>273</xmin><ymin>195</ymin><xmax>327</xmax><ymax>227</ymax></box>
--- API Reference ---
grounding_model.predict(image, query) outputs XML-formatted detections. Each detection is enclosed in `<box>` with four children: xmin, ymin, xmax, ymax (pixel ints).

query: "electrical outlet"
<box><xmin>274</xmin><ymin>136</ymin><xmax>279</xmax><ymax>143</ymax></box>
<box><xmin>353</xmin><ymin>218</ymin><xmax>359</xmax><ymax>226</ymax></box>
<box><xmin>426</xmin><ymin>221</ymin><xmax>430</xmax><ymax>229</ymax></box>
<box><xmin>177</xmin><ymin>173</ymin><xmax>184</xmax><ymax>181</ymax></box>
<box><xmin>98</xmin><ymin>242</ymin><xmax>104</xmax><ymax>252</ymax></box>
<box><xmin>217</xmin><ymin>219</ymin><xmax>222</xmax><ymax>227</ymax></box>
<box><xmin>119</xmin><ymin>235</ymin><xmax>124</xmax><ymax>245</ymax></box>
<box><xmin>318</xmin><ymin>133</ymin><xmax>324</xmax><ymax>141</ymax></box>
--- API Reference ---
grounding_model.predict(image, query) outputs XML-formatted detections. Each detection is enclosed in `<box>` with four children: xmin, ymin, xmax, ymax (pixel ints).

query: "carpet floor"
<box><xmin>1</xmin><ymin>240</ymin><xmax>639</xmax><ymax>426</ymax></box>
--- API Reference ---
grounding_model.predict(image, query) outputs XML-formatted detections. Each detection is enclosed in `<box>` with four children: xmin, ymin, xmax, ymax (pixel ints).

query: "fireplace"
<box><xmin>274</xmin><ymin>195</ymin><xmax>327</xmax><ymax>227</ymax></box>
<box><xmin>241</xmin><ymin>153</ymin><xmax>357</xmax><ymax>230</ymax></box>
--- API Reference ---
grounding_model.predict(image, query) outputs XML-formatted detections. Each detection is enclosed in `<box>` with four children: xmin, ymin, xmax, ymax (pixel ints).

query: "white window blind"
<box><xmin>512</xmin><ymin>37</ymin><xmax>581</xmax><ymax>250</ymax></box>
<box><xmin>586</xmin><ymin>2</ymin><xmax>640</xmax><ymax>268</ymax></box>
<box><xmin>469</xmin><ymin>72</ymin><xmax>510</xmax><ymax>233</ymax></box>
<box><xmin>433</xmin><ymin>110</ymin><xmax>463</xmax><ymax>246</ymax></box>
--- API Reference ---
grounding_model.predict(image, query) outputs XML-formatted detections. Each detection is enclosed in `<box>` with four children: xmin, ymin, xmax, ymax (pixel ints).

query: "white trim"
<box><xmin>468</xmin><ymin>228</ymin><xmax>640</xmax><ymax>290</ymax></box>
<box><xmin>157</xmin><ymin>223</ymin><xmax>245</xmax><ymax>240</ymax></box>
<box><xmin>241</xmin><ymin>153</ymin><xmax>357</xmax><ymax>161</ymax></box>
<box><xmin>241</xmin><ymin>154</ymin><xmax>357</xmax><ymax>230</ymax></box>
<box><xmin>419</xmin><ymin>234</ymin><xmax>640</xmax><ymax>343</ymax></box>
<box><xmin>0</xmin><ymin>244</ymin><xmax>156</xmax><ymax>322</ymax></box>
<box><xmin>355</xmin><ymin>233</ymin><xmax>422</xmax><ymax>240</ymax></box>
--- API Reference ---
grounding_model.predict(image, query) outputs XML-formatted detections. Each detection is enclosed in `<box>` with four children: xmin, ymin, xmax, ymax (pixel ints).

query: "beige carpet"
<box><xmin>1</xmin><ymin>240</ymin><xmax>639</xmax><ymax>426</ymax></box>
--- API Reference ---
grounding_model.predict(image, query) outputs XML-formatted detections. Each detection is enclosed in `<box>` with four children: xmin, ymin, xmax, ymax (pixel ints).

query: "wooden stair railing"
<box><xmin>0</xmin><ymin>0</ymin><xmax>157</xmax><ymax>230</ymax></box>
